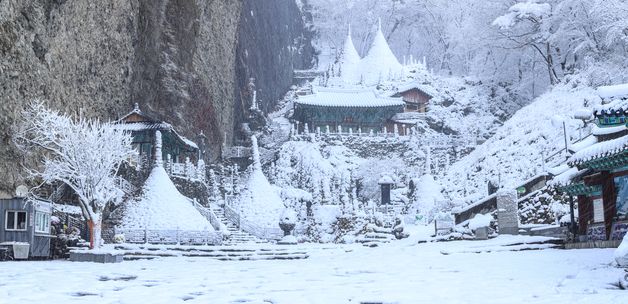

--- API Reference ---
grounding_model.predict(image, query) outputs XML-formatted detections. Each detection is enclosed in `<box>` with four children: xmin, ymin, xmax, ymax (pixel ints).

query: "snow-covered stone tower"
<box><xmin>360</xmin><ymin>19</ymin><xmax>403</xmax><ymax>85</ymax></box>
<box><xmin>336</xmin><ymin>19</ymin><xmax>403</xmax><ymax>85</ymax></box>
<box><xmin>338</xmin><ymin>27</ymin><xmax>361</xmax><ymax>84</ymax></box>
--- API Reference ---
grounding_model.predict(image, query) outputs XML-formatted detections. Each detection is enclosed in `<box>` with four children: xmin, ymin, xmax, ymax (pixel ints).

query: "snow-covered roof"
<box><xmin>114</xmin><ymin>122</ymin><xmax>172</xmax><ymax>131</ymax></box>
<box><xmin>393</xmin><ymin>83</ymin><xmax>437</xmax><ymax>98</ymax></box>
<box><xmin>296</xmin><ymin>88</ymin><xmax>404</xmax><ymax>108</ymax></box>
<box><xmin>52</xmin><ymin>202</ymin><xmax>83</xmax><ymax>215</ymax></box>
<box><xmin>378</xmin><ymin>175</ymin><xmax>394</xmax><ymax>184</ymax></box>
<box><xmin>569</xmin><ymin>135</ymin><xmax>597</xmax><ymax>153</ymax></box>
<box><xmin>116</xmin><ymin>103</ymin><xmax>158</xmax><ymax>123</ymax></box>
<box><xmin>568</xmin><ymin>134</ymin><xmax>628</xmax><ymax>166</ymax></box>
<box><xmin>114</xmin><ymin>105</ymin><xmax>199</xmax><ymax>150</ymax></box>
<box><xmin>593</xmin><ymin>98</ymin><xmax>628</xmax><ymax>115</ymax></box>
<box><xmin>548</xmin><ymin>167</ymin><xmax>589</xmax><ymax>187</ymax></box>
<box><xmin>598</xmin><ymin>83</ymin><xmax>628</xmax><ymax>100</ymax></box>
<box><xmin>547</xmin><ymin>164</ymin><xmax>570</xmax><ymax>176</ymax></box>
<box><xmin>591</xmin><ymin>124</ymin><xmax>627</xmax><ymax>136</ymax></box>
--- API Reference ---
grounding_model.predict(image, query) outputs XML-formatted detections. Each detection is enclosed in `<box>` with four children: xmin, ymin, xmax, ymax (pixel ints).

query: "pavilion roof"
<box><xmin>296</xmin><ymin>88</ymin><xmax>404</xmax><ymax>108</ymax></box>
<box><xmin>598</xmin><ymin>83</ymin><xmax>628</xmax><ymax>100</ymax></box>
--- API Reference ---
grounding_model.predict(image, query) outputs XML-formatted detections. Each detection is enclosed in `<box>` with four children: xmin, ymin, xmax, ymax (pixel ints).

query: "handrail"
<box><xmin>223</xmin><ymin>204</ymin><xmax>284</xmax><ymax>240</ymax></box>
<box><xmin>194</xmin><ymin>203</ymin><xmax>228</xmax><ymax>235</ymax></box>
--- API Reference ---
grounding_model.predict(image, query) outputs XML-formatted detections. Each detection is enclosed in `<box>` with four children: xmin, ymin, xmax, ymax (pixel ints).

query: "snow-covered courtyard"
<box><xmin>0</xmin><ymin>228</ymin><xmax>624</xmax><ymax>304</ymax></box>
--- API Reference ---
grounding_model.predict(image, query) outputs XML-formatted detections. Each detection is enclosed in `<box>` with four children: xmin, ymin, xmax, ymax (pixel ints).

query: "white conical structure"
<box><xmin>237</xmin><ymin>135</ymin><xmax>285</xmax><ymax>228</ymax></box>
<box><xmin>360</xmin><ymin>18</ymin><xmax>402</xmax><ymax>85</ymax></box>
<box><xmin>338</xmin><ymin>26</ymin><xmax>361</xmax><ymax>84</ymax></box>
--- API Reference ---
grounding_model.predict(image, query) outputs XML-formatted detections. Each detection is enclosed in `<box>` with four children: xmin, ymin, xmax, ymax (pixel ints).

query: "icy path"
<box><xmin>0</xmin><ymin>233</ymin><xmax>624</xmax><ymax>303</ymax></box>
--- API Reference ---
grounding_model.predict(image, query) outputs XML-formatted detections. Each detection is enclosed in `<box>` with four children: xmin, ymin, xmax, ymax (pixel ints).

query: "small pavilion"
<box><xmin>114</xmin><ymin>104</ymin><xmax>198</xmax><ymax>167</ymax></box>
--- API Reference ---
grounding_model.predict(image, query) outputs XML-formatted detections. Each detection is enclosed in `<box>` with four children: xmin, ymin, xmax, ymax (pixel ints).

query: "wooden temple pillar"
<box><xmin>601</xmin><ymin>171</ymin><xmax>617</xmax><ymax>239</ymax></box>
<box><xmin>577</xmin><ymin>195</ymin><xmax>591</xmax><ymax>236</ymax></box>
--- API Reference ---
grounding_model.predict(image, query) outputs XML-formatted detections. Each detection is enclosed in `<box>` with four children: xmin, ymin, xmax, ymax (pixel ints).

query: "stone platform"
<box><xmin>70</xmin><ymin>251</ymin><xmax>124</xmax><ymax>263</ymax></box>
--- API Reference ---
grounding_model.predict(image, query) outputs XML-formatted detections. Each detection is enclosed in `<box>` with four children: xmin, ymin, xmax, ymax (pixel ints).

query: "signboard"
<box><xmin>593</xmin><ymin>198</ymin><xmax>605</xmax><ymax>223</ymax></box>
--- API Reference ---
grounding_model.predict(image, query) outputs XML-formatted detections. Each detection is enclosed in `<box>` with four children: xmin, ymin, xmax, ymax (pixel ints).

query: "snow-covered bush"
<box><xmin>408</xmin><ymin>174</ymin><xmax>446</xmax><ymax>223</ymax></box>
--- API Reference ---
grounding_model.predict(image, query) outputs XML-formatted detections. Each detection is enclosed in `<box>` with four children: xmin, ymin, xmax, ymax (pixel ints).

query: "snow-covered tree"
<box><xmin>14</xmin><ymin>101</ymin><xmax>134</xmax><ymax>249</ymax></box>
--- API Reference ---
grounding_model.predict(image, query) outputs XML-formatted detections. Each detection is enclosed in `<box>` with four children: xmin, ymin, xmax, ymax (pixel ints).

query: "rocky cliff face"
<box><xmin>0</xmin><ymin>0</ymin><xmax>313</xmax><ymax>197</ymax></box>
<box><xmin>234</xmin><ymin>0</ymin><xmax>316</xmax><ymax>138</ymax></box>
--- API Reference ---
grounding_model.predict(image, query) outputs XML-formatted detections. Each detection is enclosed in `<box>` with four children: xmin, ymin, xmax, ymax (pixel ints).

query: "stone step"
<box><xmin>208</xmin><ymin>205</ymin><xmax>269</xmax><ymax>245</ymax></box>
<box><xmin>117</xmin><ymin>244</ymin><xmax>309</xmax><ymax>261</ymax></box>
<box><xmin>363</xmin><ymin>232</ymin><xmax>395</xmax><ymax>239</ymax></box>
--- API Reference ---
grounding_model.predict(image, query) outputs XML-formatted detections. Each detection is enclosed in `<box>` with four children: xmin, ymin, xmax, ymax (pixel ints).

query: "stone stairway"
<box><xmin>114</xmin><ymin>244</ymin><xmax>308</xmax><ymax>261</ymax></box>
<box><xmin>355</xmin><ymin>225</ymin><xmax>396</xmax><ymax>247</ymax></box>
<box><xmin>210</xmin><ymin>205</ymin><xmax>269</xmax><ymax>246</ymax></box>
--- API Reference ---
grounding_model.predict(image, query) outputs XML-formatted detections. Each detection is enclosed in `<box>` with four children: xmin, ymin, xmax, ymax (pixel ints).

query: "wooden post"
<box><xmin>569</xmin><ymin>195</ymin><xmax>576</xmax><ymax>238</ymax></box>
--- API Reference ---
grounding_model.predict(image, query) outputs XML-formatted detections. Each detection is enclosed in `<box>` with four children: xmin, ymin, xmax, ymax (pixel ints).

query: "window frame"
<box><xmin>34</xmin><ymin>211</ymin><xmax>50</xmax><ymax>234</ymax></box>
<box><xmin>5</xmin><ymin>210</ymin><xmax>28</xmax><ymax>231</ymax></box>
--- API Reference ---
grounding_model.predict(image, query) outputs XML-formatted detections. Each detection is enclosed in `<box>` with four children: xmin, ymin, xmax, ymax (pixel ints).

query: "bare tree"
<box><xmin>14</xmin><ymin>101</ymin><xmax>135</xmax><ymax>249</ymax></box>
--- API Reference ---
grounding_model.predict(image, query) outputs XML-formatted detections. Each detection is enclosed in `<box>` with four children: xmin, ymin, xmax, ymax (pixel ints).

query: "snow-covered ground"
<box><xmin>1</xmin><ymin>228</ymin><xmax>624</xmax><ymax>304</ymax></box>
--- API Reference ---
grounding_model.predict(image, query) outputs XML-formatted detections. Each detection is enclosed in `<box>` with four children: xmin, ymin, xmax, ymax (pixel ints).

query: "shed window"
<box><xmin>5</xmin><ymin>211</ymin><xmax>27</xmax><ymax>231</ymax></box>
<box><xmin>35</xmin><ymin>212</ymin><xmax>50</xmax><ymax>234</ymax></box>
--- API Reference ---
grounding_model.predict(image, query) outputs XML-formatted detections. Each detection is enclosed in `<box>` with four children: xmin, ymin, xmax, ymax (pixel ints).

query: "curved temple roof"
<box><xmin>296</xmin><ymin>88</ymin><xmax>404</xmax><ymax>108</ymax></box>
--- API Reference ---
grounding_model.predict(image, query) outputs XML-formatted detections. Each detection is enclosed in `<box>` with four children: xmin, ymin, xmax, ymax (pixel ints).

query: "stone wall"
<box><xmin>233</xmin><ymin>0</ymin><xmax>316</xmax><ymax>139</ymax></box>
<box><xmin>171</xmin><ymin>176</ymin><xmax>210</xmax><ymax>207</ymax></box>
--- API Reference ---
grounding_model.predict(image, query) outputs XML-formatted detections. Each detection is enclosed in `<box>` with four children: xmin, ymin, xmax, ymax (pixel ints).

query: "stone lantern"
<box><xmin>278</xmin><ymin>208</ymin><xmax>297</xmax><ymax>245</ymax></box>
<box><xmin>378</xmin><ymin>175</ymin><xmax>394</xmax><ymax>205</ymax></box>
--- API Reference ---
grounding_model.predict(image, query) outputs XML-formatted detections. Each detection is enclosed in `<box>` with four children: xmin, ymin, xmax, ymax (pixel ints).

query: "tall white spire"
<box><xmin>360</xmin><ymin>18</ymin><xmax>402</xmax><ymax>85</ymax></box>
<box><xmin>338</xmin><ymin>24</ymin><xmax>361</xmax><ymax>84</ymax></box>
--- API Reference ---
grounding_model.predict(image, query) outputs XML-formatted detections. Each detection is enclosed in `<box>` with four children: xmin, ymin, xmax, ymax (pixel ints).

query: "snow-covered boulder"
<box><xmin>615</xmin><ymin>233</ymin><xmax>628</xmax><ymax>267</ymax></box>
<box><xmin>468</xmin><ymin>213</ymin><xmax>493</xmax><ymax>231</ymax></box>
<box><xmin>120</xmin><ymin>166</ymin><xmax>213</xmax><ymax>231</ymax></box>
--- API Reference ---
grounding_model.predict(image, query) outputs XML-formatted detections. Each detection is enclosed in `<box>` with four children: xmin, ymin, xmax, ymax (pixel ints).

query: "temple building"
<box><xmin>391</xmin><ymin>83</ymin><xmax>435</xmax><ymax>113</ymax></box>
<box><xmin>554</xmin><ymin>83</ymin><xmax>628</xmax><ymax>242</ymax></box>
<box><xmin>292</xmin><ymin>88</ymin><xmax>404</xmax><ymax>133</ymax></box>
<box><xmin>114</xmin><ymin>104</ymin><xmax>199</xmax><ymax>167</ymax></box>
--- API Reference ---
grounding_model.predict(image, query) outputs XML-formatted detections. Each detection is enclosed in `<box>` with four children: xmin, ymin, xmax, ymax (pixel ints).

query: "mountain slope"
<box><xmin>441</xmin><ymin>78</ymin><xmax>601</xmax><ymax>203</ymax></box>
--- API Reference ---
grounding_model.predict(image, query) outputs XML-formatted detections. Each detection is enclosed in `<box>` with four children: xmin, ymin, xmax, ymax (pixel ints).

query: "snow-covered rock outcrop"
<box><xmin>442</xmin><ymin>81</ymin><xmax>601</xmax><ymax>202</ymax></box>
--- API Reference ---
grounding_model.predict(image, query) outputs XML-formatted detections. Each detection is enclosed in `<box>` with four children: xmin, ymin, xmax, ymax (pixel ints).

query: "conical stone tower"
<box><xmin>360</xmin><ymin>18</ymin><xmax>402</xmax><ymax>85</ymax></box>
<box><xmin>338</xmin><ymin>26</ymin><xmax>361</xmax><ymax>84</ymax></box>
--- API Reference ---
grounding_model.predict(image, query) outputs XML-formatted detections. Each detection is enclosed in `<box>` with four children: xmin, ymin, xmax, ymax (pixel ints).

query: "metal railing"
<box><xmin>194</xmin><ymin>203</ymin><xmax>225</xmax><ymax>234</ymax></box>
<box><xmin>223</xmin><ymin>204</ymin><xmax>286</xmax><ymax>241</ymax></box>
